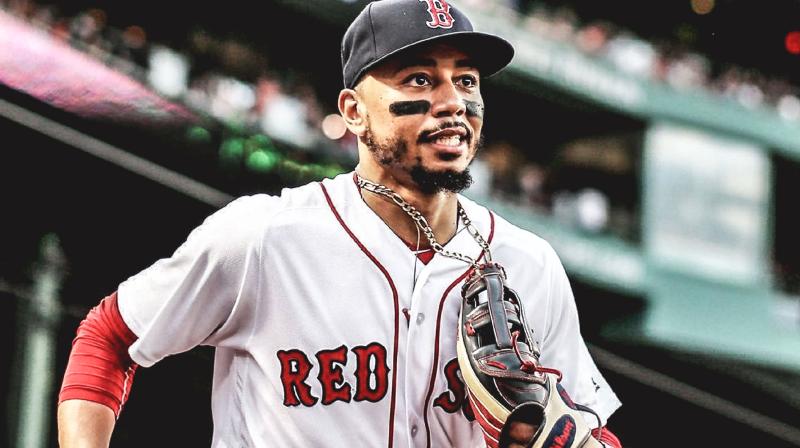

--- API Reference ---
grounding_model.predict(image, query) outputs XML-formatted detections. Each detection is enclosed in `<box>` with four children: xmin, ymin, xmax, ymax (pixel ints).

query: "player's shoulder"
<box><xmin>182</xmin><ymin>194</ymin><xmax>277</xmax><ymax>254</ymax></box>
<box><xmin>189</xmin><ymin>178</ymin><xmax>334</xmax><ymax>252</ymax></box>
<box><xmin>206</xmin><ymin>193</ymin><xmax>279</xmax><ymax>233</ymax></box>
<box><xmin>270</xmin><ymin>171</ymin><xmax>356</xmax><ymax>209</ymax></box>
<box><xmin>460</xmin><ymin>196</ymin><xmax>559</xmax><ymax>269</ymax></box>
<box><xmin>219</xmin><ymin>172</ymin><xmax>352</xmax><ymax>218</ymax></box>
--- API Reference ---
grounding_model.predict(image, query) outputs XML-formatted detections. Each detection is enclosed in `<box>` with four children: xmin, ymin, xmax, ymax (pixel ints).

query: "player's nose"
<box><xmin>430</xmin><ymin>81</ymin><xmax>466</xmax><ymax>119</ymax></box>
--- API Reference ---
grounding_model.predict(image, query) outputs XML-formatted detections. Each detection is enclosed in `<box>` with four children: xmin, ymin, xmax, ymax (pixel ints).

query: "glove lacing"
<box><xmin>510</xmin><ymin>330</ymin><xmax>604</xmax><ymax>442</ymax></box>
<box><xmin>510</xmin><ymin>330</ymin><xmax>562</xmax><ymax>381</ymax></box>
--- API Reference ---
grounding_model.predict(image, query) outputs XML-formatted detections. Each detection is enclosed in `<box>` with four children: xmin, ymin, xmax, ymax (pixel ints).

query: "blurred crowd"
<box><xmin>1</xmin><ymin>0</ymin><xmax>149</xmax><ymax>76</ymax></box>
<box><xmin>469</xmin><ymin>135</ymin><xmax>640</xmax><ymax>242</ymax></box>
<box><xmin>463</xmin><ymin>0</ymin><xmax>800</xmax><ymax>122</ymax></box>
<box><xmin>1</xmin><ymin>0</ymin><xmax>359</xmax><ymax>158</ymax></box>
<box><xmin>3</xmin><ymin>0</ymin><xmax>796</xmax><ymax>244</ymax></box>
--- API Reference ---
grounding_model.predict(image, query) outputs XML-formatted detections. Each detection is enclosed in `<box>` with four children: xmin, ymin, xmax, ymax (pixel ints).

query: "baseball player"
<box><xmin>58</xmin><ymin>1</ymin><xmax>623</xmax><ymax>447</ymax></box>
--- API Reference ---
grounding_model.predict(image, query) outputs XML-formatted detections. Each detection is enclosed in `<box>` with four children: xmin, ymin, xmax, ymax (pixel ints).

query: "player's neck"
<box><xmin>355</xmin><ymin>168</ymin><xmax>458</xmax><ymax>250</ymax></box>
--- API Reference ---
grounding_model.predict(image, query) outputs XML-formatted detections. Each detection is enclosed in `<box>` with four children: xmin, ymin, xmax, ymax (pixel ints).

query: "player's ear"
<box><xmin>338</xmin><ymin>87</ymin><xmax>367</xmax><ymax>137</ymax></box>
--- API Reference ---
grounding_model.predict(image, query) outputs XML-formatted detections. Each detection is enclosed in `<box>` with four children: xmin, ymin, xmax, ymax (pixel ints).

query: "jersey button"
<box><xmin>411</xmin><ymin>425</ymin><xmax>418</xmax><ymax>437</ymax></box>
<box><xmin>416</xmin><ymin>313</ymin><xmax>425</xmax><ymax>324</ymax></box>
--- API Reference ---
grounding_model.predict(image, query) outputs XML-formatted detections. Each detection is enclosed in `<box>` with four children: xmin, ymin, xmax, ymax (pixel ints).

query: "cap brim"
<box><xmin>351</xmin><ymin>31</ymin><xmax>515</xmax><ymax>88</ymax></box>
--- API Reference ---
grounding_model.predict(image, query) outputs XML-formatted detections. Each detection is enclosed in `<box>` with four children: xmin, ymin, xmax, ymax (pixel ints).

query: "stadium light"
<box><xmin>786</xmin><ymin>31</ymin><xmax>800</xmax><ymax>55</ymax></box>
<box><xmin>690</xmin><ymin>0</ymin><xmax>715</xmax><ymax>15</ymax></box>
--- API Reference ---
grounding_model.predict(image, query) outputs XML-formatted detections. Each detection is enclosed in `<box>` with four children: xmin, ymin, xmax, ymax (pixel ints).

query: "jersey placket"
<box><xmin>402</xmin><ymin>248</ymin><xmax>480</xmax><ymax>447</ymax></box>
<box><xmin>402</xmin><ymin>261</ymin><xmax>436</xmax><ymax>446</ymax></box>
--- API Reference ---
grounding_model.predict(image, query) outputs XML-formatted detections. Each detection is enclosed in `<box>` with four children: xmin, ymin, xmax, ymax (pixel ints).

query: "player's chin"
<box><xmin>415</xmin><ymin>160</ymin><xmax>467</xmax><ymax>179</ymax></box>
<box><xmin>409</xmin><ymin>163</ymin><xmax>474</xmax><ymax>194</ymax></box>
<box><xmin>422</xmin><ymin>140</ymin><xmax>470</xmax><ymax>161</ymax></box>
<box><xmin>438</xmin><ymin>154</ymin><xmax>474</xmax><ymax>173</ymax></box>
<box><xmin>421</xmin><ymin>146</ymin><xmax>473</xmax><ymax>170</ymax></box>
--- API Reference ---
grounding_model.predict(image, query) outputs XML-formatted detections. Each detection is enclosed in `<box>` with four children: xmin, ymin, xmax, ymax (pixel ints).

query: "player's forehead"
<box><xmin>370</xmin><ymin>42</ymin><xmax>479</xmax><ymax>77</ymax></box>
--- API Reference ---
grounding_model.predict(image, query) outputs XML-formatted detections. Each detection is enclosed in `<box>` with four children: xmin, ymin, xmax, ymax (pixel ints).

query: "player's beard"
<box><xmin>362</xmin><ymin>124</ymin><xmax>482</xmax><ymax>195</ymax></box>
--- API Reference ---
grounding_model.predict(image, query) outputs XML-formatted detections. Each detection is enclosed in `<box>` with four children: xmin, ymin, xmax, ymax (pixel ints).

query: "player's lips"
<box><xmin>419</xmin><ymin>126</ymin><xmax>471</xmax><ymax>154</ymax></box>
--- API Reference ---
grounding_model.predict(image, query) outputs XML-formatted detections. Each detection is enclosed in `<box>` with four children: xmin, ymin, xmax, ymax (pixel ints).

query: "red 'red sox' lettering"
<box><xmin>277</xmin><ymin>349</ymin><xmax>318</xmax><ymax>407</ymax></box>
<box><xmin>433</xmin><ymin>358</ymin><xmax>474</xmax><ymax>420</ymax></box>
<box><xmin>316</xmin><ymin>345</ymin><xmax>351</xmax><ymax>405</ymax></box>
<box><xmin>352</xmin><ymin>342</ymin><xmax>390</xmax><ymax>402</ymax></box>
<box><xmin>278</xmin><ymin>343</ymin><xmax>389</xmax><ymax>407</ymax></box>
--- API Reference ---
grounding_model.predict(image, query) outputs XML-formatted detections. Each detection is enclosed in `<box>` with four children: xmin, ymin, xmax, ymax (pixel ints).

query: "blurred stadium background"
<box><xmin>2</xmin><ymin>0</ymin><xmax>800</xmax><ymax>446</ymax></box>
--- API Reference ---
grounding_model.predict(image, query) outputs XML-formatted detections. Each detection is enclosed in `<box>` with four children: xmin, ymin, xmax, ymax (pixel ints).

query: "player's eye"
<box><xmin>458</xmin><ymin>74</ymin><xmax>479</xmax><ymax>89</ymax></box>
<box><xmin>404</xmin><ymin>73</ymin><xmax>432</xmax><ymax>87</ymax></box>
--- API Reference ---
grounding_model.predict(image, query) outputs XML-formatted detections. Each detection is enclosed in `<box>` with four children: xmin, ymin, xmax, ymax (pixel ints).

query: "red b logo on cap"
<box><xmin>419</xmin><ymin>0</ymin><xmax>455</xmax><ymax>29</ymax></box>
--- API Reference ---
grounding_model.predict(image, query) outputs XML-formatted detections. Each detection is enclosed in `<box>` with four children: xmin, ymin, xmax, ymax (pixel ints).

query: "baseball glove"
<box><xmin>456</xmin><ymin>263</ymin><xmax>603</xmax><ymax>448</ymax></box>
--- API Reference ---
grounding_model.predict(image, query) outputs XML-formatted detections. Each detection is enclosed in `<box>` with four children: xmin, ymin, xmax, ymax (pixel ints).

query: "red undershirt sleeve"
<box><xmin>58</xmin><ymin>292</ymin><xmax>139</xmax><ymax>418</ymax></box>
<box><xmin>592</xmin><ymin>426</ymin><xmax>623</xmax><ymax>448</ymax></box>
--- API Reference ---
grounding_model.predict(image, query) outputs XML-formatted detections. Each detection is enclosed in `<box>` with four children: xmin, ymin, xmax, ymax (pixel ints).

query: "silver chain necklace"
<box><xmin>356</xmin><ymin>174</ymin><xmax>493</xmax><ymax>269</ymax></box>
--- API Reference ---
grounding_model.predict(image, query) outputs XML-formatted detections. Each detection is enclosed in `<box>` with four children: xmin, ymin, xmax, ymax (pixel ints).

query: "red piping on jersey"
<box><xmin>320</xmin><ymin>183</ymin><xmax>400</xmax><ymax>448</ymax></box>
<box><xmin>423</xmin><ymin>211</ymin><xmax>495</xmax><ymax>448</ymax></box>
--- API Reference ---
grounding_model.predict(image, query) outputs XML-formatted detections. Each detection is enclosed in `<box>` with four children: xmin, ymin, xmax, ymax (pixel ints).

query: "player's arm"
<box><xmin>469</xmin><ymin>237</ymin><xmax>623</xmax><ymax>448</ymax></box>
<box><xmin>534</xmin><ymin>243</ymin><xmax>623</xmax><ymax>447</ymax></box>
<box><xmin>58</xmin><ymin>195</ymin><xmax>273</xmax><ymax>446</ymax></box>
<box><xmin>58</xmin><ymin>292</ymin><xmax>138</xmax><ymax>448</ymax></box>
<box><xmin>57</xmin><ymin>400</ymin><xmax>115</xmax><ymax>448</ymax></box>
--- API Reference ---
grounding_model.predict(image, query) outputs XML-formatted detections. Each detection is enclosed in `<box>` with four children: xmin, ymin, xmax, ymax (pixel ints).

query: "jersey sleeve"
<box><xmin>538</xmin><ymin>244</ymin><xmax>622</xmax><ymax>427</ymax></box>
<box><xmin>117</xmin><ymin>194</ymin><xmax>275</xmax><ymax>367</ymax></box>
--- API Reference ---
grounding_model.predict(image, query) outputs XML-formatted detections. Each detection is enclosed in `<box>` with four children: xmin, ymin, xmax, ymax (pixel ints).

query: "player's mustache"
<box><xmin>418</xmin><ymin>122</ymin><xmax>472</xmax><ymax>144</ymax></box>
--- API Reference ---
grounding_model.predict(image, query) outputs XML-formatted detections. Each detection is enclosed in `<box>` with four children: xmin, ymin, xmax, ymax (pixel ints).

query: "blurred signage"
<box><xmin>644</xmin><ymin>122</ymin><xmax>770</xmax><ymax>285</ymax></box>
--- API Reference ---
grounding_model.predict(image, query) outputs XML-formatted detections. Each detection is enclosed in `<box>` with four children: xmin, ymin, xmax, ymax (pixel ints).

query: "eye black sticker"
<box><xmin>389</xmin><ymin>100</ymin><xmax>484</xmax><ymax>118</ymax></box>
<box><xmin>464</xmin><ymin>100</ymin><xmax>484</xmax><ymax>118</ymax></box>
<box><xmin>389</xmin><ymin>100</ymin><xmax>431</xmax><ymax>116</ymax></box>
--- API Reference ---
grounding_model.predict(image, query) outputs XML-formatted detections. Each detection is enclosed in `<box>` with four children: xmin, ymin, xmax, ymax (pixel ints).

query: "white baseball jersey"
<box><xmin>117</xmin><ymin>172</ymin><xmax>621</xmax><ymax>447</ymax></box>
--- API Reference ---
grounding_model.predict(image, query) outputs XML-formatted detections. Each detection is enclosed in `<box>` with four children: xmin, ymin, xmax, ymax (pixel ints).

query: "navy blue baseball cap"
<box><xmin>341</xmin><ymin>0</ymin><xmax>515</xmax><ymax>89</ymax></box>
